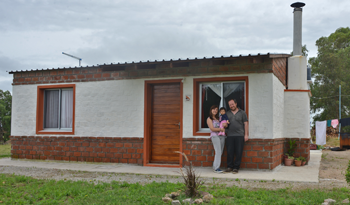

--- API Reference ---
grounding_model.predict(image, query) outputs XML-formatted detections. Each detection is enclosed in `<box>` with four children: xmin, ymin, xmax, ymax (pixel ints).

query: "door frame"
<box><xmin>143</xmin><ymin>79</ymin><xmax>183</xmax><ymax>168</ymax></box>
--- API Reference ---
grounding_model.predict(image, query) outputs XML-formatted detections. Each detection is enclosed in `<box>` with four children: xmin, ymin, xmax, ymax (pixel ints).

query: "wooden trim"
<box><xmin>143</xmin><ymin>83</ymin><xmax>151</xmax><ymax>166</ymax></box>
<box><xmin>143</xmin><ymin>79</ymin><xmax>183</xmax><ymax>167</ymax></box>
<box><xmin>284</xmin><ymin>89</ymin><xmax>311</xmax><ymax>92</ymax></box>
<box><xmin>179</xmin><ymin>80</ymin><xmax>183</xmax><ymax>166</ymax></box>
<box><xmin>36</xmin><ymin>84</ymin><xmax>76</xmax><ymax>135</ymax></box>
<box><xmin>193</xmin><ymin>76</ymin><xmax>249</xmax><ymax>136</ymax></box>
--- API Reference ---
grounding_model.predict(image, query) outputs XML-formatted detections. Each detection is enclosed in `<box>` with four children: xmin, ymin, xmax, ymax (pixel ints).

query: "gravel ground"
<box><xmin>0</xmin><ymin>165</ymin><xmax>348</xmax><ymax>191</ymax></box>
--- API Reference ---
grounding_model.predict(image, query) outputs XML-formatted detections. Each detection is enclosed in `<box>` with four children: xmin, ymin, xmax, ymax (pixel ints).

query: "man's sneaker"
<box><xmin>224</xmin><ymin>168</ymin><xmax>233</xmax><ymax>173</ymax></box>
<box><xmin>232</xmin><ymin>169</ymin><xmax>238</xmax><ymax>174</ymax></box>
<box><xmin>214</xmin><ymin>168</ymin><xmax>223</xmax><ymax>173</ymax></box>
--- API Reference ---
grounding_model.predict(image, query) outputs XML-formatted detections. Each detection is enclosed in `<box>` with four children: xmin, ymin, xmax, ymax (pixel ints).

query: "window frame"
<box><xmin>193</xmin><ymin>76</ymin><xmax>249</xmax><ymax>136</ymax></box>
<box><xmin>36</xmin><ymin>84</ymin><xmax>76</xmax><ymax>135</ymax></box>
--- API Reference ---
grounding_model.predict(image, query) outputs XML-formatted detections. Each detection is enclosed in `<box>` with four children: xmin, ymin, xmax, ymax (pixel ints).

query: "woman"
<box><xmin>207</xmin><ymin>105</ymin><xmax>226</xmax><ymax>173</ymax></box>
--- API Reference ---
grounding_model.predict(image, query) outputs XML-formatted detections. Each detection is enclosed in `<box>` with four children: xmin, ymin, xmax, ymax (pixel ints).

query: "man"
<box><xmin>224</xmin><ymin>99</ymin><xmax>249</xmax><ymax>174</ymax></box>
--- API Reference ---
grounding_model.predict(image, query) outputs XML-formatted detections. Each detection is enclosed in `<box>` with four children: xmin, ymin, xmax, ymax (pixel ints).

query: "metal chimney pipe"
<box><xmin>291</xmin><ymin>2</ymin><xmax>305</xmax><ymax>56</ymax></box>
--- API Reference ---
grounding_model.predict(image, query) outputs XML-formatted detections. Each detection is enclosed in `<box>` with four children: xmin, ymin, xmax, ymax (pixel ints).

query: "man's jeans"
<box><xmin>226</xmin><ymin>136</ymin><xmax>245</xmax><ymax>169</ymax></box>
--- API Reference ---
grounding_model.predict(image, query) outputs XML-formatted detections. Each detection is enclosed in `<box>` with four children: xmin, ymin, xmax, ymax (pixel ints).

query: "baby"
<box><xmin>218</xmin><ymin>107</ymin><xmax>229</xmax><ymax>136</ymax></box>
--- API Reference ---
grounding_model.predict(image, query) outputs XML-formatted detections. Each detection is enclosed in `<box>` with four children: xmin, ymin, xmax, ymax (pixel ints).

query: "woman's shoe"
<box><xmin>214</xmin><ymin>168</ymin><xmax>223</xmax><ymax>173</ymax></box>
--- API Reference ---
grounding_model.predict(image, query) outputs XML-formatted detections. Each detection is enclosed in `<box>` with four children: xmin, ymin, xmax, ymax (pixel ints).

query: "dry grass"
<box><xmin>326</xmin><ymin>136</ymin><xmax>340</xmax><ymax>147</ymax></box>
<box><xmin>311</xmin><ymin>134</ymin><xmax>340</xmax><ymax>147</ymax></box>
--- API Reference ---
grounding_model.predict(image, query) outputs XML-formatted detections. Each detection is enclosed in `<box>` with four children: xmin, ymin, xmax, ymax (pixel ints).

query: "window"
<box><xmin>36</xmin><ymin>84</ymin><xmax>75</xmax><ymax>134</ymax></box>
<box><xmin>44</xmin><ymin>89</ymin><xmax>73</xmax><ymax>129</ymax></box>
<box><xmin>199</xmin><ymin>82</ymin><xmax>245</xmax><ymax>129</ymax></box>
<box><xmin>193</xmin><ymin>77</ymin><xmax>248</xmax><ymax>135</ymax></box>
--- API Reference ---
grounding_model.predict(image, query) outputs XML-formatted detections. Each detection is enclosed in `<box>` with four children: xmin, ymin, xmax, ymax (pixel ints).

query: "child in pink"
<box><xmin>218</xmin><ymin>107</ymin><xmax>229</xmax><ymax>136</ymax></box>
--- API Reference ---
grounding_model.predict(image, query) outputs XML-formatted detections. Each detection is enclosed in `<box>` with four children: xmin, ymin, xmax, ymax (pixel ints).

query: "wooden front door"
<box><xmin>150</xmin><ymin>83</ymin><xmax>181</xmax><ymax>164</ymax></box>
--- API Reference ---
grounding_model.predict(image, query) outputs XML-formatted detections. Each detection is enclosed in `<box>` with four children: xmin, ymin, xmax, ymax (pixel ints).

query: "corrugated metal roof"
<box><xmin>7</xmin><ymin>53</ymin><xmax>290</xmax><ymax>74</ymax></box>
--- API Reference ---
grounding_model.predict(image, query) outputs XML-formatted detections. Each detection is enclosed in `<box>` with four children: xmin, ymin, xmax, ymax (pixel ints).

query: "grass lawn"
<box><xmin>1</xmin><ymin>174</ymin><xmax>350</xmax><ymax>204</ymax></box>
<box><xmin>0</xmin><ymin>144</ymin><xmax>10</xmax><ymax>158</ymax></box>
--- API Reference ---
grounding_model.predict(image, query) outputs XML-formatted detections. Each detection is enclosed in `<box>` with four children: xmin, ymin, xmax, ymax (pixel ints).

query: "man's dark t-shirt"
<box><xmin>226</xmin><ymin>109</ymin><xmax>248</xmax><ymax>136</ymax></box>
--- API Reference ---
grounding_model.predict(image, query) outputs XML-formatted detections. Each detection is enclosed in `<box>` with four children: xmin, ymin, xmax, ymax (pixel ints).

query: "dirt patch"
<box><xmin>319</xmin><ymin>149</ymin><xmax>350</xmax><ymax>181</ymax></box>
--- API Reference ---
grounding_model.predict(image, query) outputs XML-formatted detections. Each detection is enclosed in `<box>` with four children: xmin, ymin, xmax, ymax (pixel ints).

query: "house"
<box><xmin>8</xmin><ymin>2</ymin><xmax>311</xmax><ymax>170</ymax></box>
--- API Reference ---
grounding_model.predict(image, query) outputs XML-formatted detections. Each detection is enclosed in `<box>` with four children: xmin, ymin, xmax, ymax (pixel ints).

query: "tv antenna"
<box><xmin>62</xmin><ymin>52</ymin><xmax>82</xmax><ymax>66</ymax></box>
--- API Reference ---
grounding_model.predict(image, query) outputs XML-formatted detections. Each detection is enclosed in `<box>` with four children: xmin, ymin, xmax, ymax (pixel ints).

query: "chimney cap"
<box><xmin>291</xmin><ymin>2</ymin><xmax>305</xmax><ymax>8</ymax></box>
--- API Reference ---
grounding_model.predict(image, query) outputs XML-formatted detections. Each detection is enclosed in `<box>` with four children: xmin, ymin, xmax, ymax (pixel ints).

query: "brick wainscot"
<box><xmin>183</xmin><ymin>138</ymin><xmax>310</xmax><ymax>170</ymax></box>
<box><xmin>11</xmin><ymin>136</ymin><xmax>309</xmax><ymax>170</ymax></box>
<box><xmin>10</xmin><ymin>136</ymin><xmax>143</xmax><ymax>164</ymax></box>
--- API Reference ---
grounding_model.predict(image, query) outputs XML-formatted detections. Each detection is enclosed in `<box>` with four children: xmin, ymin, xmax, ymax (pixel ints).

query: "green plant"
<box><xmin>288</xmin><ymin>156</ymin><xmax>294</xmax><ymax>160</ymax></box>
<box><xmin>299</xmin><ymin>156</ymin><xmax>306</xmax><ymax>162</ymax></box>
<box><xmin>345</xmin><ymin>160</ymin><xmax>350</xmax><ymax>184</ymax></box>
<box><xmin>175</xmin><ymin>151</ymin><xmax>204</xmax><ymax>197</ymax></box>
<box><xmin>318</xmin><ymin>145</ymin><xmax>325</xmax><ymax>150</ymax></box>
<box><xmin>287</xmin><ymin>139</ymin><xmax>297</xmax><ymax>156</ymax></box>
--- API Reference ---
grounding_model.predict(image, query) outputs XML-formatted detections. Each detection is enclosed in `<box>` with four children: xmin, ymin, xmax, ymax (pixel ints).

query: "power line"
<box><xmin>311</xmin><ymin>95</ymin><xmax>350</xmax><ymax>99</ymax></box>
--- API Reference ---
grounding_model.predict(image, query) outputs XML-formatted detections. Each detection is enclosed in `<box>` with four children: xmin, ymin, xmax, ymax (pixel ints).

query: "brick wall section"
<box><xmin>272</xmin><ymin>58</ymin><xmax>287</xmax><ymax>86</ymax></box>
<box><xmin>183</xmin><ymin>138</ymin><xmax>310</xmax><ymax>170</ymax></box>
<box><xmin>10</xmin><ymin>136</ymin><xmax>143</xmax><ymax>164</ymax></box>
<box><xmin>11</xmin><ymin>56</ymin><xmax>286</xmax><ymax>86</ymax></box>
<box><xmin>271</xmin><ymin>138</ymin><xmax>285</xmax><ymax>169</ymax></box>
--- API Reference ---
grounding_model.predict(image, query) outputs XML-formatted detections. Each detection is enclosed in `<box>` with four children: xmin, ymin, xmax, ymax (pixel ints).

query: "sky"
<box><xmin>0</xmin><ymin>0</ymin><xmax>349</xmax><ymax>93</ymax></box>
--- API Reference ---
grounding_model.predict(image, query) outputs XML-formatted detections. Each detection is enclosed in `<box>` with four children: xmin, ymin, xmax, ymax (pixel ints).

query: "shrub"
<box><xmin>318</xmin><ymin>145</ymin><xmax>325</xmax><ymax>150</ymax></box>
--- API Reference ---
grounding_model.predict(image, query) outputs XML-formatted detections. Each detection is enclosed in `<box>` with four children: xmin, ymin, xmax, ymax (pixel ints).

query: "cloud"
<box><xmin>0</xmin><ymin>56</ymin><xmax>18</xmax><ymax>92</ymax></box>
<box><xmin>0</xmin><ymin>0</ymin><xmax>349</xmax><ymax>93</ymax></box>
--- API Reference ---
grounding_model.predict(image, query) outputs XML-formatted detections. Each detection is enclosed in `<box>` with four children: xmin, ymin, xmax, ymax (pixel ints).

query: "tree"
<box><xmin>291</xmin><ymin>44</ymin><xmax>309</xmax><ymax>57</ymax></box>
<box><xmin>0</xmin><ymin>89</ymin><xmax>12</xmax><ymax>142</ymax></box>
<box><xmin>309</xmin><ymin>27</ymin><xmax>350</xmax><ymax>124</ymax></box>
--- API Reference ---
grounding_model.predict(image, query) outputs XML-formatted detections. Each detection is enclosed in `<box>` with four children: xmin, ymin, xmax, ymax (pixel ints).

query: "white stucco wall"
<box><xmin>247</xmin><ymin>74</ymin><xmax>274</xmax><ymax>139</ymax></box>
<box><xmin>11</xmin><ymin>85</ymin><xmax>37</xmax><ymax>136</ymax></box>
<box><xmin>75</xmin><ymin>80</ymin><xmax>144</xmax><ymax>137</ymax></box>
<box><xmin>284</xmin><ymin>91</ymin><xmax>311</xmax><ymax>139</ymax></box>
<box><xmin>11</xmin><ymin>80</ymin><xmax>145</xmax><ymax>137</ymax></box>
<box><xmin>12</xmin><ymin>73</ymin><xmax>284</xmax><ymax>139</ymax></box>
<box><xmin>272</xmin><ymin>75</ymin><xmax>285</xmax><ymax>139</ymax></box>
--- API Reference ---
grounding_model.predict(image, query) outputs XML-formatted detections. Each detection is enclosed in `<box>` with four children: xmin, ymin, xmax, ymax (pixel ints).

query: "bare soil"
<box><xmin>1</xmin><ymin>150</ymin><xmax>350</xmax><ymax>191</ymax></box>
<box><xmin>319</xmin><ymin>149</ymin><xmax>350</xmax><ymax>181</ymax></box>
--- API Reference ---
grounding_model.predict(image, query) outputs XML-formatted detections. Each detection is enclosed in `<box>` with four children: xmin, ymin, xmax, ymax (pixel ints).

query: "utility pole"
<box><xmin>339</xmin><ymin>85</ymin><xmax>341</xmax><ymax>140</ymax></box>
<box><xmin>62</xmin><ymin>52</ymin><xmax>82</xmax><ymax>66</ymax></box>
